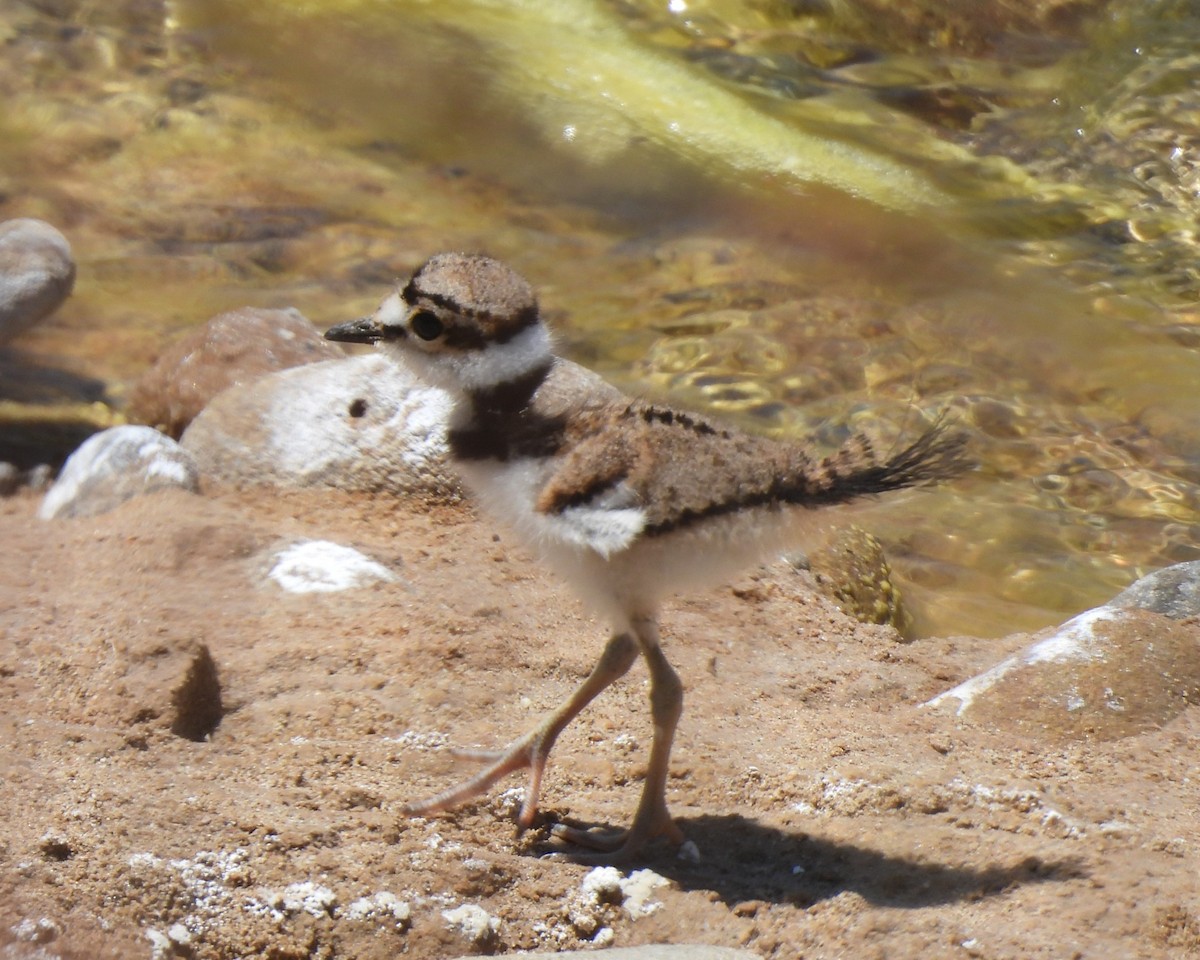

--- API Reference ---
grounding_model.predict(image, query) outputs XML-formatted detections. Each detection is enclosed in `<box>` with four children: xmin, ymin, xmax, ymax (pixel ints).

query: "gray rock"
<box><xmin>180</xmin><ymin>354</ymin><xmax>458</xmax><ymax>498</ymax></box>
<box><xmin>448</xmin><ymin>947</ymin><xmax>758</xmax><ymax>960</ymax></box>
<box><xmin>1109</xmin><ymin>560</ymin><xmax>1200</xmax><ymax>619</ymax></box>
<box><xmin>0</xmin><ymin>218</ymin><xmax>75</xmax><ymax>344</ymax></box>
<box><xmin>38</xmin><ymin>425</ymin><xmax>200</xmax><ymax>520</ymax></box>
<box><xmin>924</xmin><ymin>561</ymin><xmax>1200</xmax><ymax>739</ymax></box>
<box><xmin>127</xmin><ymin>306</ymin><xmax>344</xmax><ymax>438</ymax></box>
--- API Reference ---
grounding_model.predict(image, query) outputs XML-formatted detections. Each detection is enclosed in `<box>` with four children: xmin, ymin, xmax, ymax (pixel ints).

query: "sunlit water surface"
<box><xmin>4</xmin><ymin>0</ymin><xmax>1199</xmax><ymax>639</ymax></box>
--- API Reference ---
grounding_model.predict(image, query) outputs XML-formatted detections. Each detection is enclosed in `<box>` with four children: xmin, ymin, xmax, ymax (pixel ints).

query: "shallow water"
<box><xmin>3</xmin><ymin>0</ymin><xmax>1199</xmax><ymax>638</ymax></box>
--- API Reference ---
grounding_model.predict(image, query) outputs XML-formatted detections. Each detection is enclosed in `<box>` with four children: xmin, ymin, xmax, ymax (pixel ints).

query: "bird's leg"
<box><xmin>403</xmin><ymin>630</ymin><xmax>639</xmax><ymax>829</ymax></box>
<box><xmin>551</xmin><ymin>615</ymin><xmax>686</xmax><ymax>863</ymax></box>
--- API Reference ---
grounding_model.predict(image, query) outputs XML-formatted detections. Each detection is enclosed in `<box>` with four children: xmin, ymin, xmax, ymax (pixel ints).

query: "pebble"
<box><xmin>180</xmin><ymin>354</ymin><xmax>458</xmax><ymax>498</ymax></box>
<box><xmin>619</xmin><ymin>868</ymin><xmax>673</xmax><ymax>919</ymax></box>
<box><xmin>38</xmin><ymin>425</ymin><xmax>199</xmax><ymax>520</ymax></box>
<box><xmin>127</xmin><ymin>306</ymin><xmax>343</xmax><ymax>438</ymax></box>
<box><xmin>0</xmin><ymin>218</ymin><xmax>75</xmax><ymax>344</ymax></box>
<box><xmin>343</xmin><ymin>892</ymin><xmax>411</xmax><ymax>929</ymax></box>
<box><xmin>272</xmin><ymin>882</ymin><xmax>338</xmax><ymax>918</ymax></box>
<box><xmin>441</xmin><ymin>903</ymin><xmax>500</xmax><ymax>949</ymax></box>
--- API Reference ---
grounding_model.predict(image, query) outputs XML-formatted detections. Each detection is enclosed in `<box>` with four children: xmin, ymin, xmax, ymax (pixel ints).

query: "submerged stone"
<box><xmin>806</xmin><ymin>525</ymin><xmax>914</xmax><ymax>637</ymax></box>
<box><xmin>128</xmin><ymin>306</ymin><xmax>343</xmax><ymax>439</ymax></box>
<box><xmin>0</xmin><ymin>218</ymin><xmax>75</xmax><ymax>345</ymax></box>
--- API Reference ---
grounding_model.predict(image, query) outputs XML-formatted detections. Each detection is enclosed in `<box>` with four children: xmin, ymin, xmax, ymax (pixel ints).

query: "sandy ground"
<box><xmin>1</xmin><ymin>485</ymin><xmax>1198</xmax><ymax>959</ymax></box>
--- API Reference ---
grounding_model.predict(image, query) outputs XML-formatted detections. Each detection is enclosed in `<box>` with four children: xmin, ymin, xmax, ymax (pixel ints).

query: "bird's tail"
<box><xmin>790</xmin><ymin>417</ymin><xmax>971</xmax><ymax>507</ymax></box>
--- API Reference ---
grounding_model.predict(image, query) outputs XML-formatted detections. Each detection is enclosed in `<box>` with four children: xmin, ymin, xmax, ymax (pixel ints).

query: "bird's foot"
<box><xmin>401</xmin><ymin>727</ymin><xmax>552</xmax><ymax>829</ymax></box>
<box><xmin>542</xmin><ymin>803</ymin><xmax>685</xmax><ymax>864</ymax></box>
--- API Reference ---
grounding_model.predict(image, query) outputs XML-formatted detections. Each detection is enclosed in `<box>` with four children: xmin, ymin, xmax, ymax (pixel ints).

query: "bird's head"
<box><xmin>325</xmin><ymin>252</ymin><xmax>553</xmax><ymax>396</ymax></box>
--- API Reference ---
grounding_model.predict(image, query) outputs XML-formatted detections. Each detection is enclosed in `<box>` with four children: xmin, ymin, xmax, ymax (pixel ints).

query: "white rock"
<box><xmin>10</xmin><ymin>917</ymin><xmax>61</xmax><ymax>944</ymax></box>
<box><xmin>442</xmin><ymin>903</ymin><xmax>500</xmax><ymax>946</ymax></box>
<box><xmin>343</xmin><ymin>891</ymin><xmax>411</xmax><ymax>929</ymax></box>
<box><xmin>145</xmin><ymin>928</ymin><xmax>173</xmax><ymax>960</ymax></box>
<box><xmin>619</xmin><ymin>868</ymin><xmax>672</xmax><ymax>919</ymax></box>
<box><xmin>591</xmin><ymin>926</ymin><xmax>615</xmax><ymax>946</ymax></box>
<box><xmin>39</xmin><ymin>425</ymin><xmax>199</xmax><ymax>520</ymax></box>
<box><xmin>566</xmin><ymin>864</ymin><xmax>674</xmax><ymax>932</ymax></box>
<box><xmin>265</xmin><ymin>881</ymin><xmax>337</xmax><ymax>918</ymax></box>
<box><xmin>567</xmin><ymin>867</ymin><xmax>620</xmax><ymax>937</ymax></box>
<box><xmin>580</xmin><ymin>866</ymin><xmax>624</xmax><ymax>903</ymax></box>
<box><xmin>268</xmin><ymin>539</ymin><xmax>396</xmax><ymax>593</ymax></box>
<box><xmin>181</xmin><ymin>354</ymin><xmax>457</xmax><ymax>497</ymax></box>
<box><xmin>166</xmin><ymin>922</ymin><xmax>192</xmax><ymax>946</ymax></box>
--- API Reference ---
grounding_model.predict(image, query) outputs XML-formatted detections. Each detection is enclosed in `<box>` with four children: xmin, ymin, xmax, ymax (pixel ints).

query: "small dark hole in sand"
<box><xmin>171</xmin><ymin>645</ymin><xmax>223</xmax><ymax>742</ymax></box>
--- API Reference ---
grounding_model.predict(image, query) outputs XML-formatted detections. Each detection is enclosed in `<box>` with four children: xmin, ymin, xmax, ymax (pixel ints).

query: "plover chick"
<box><xmin>325</xmin><ymin>252</ymin><xmax>968</xmax><ymax>863</ymax></box>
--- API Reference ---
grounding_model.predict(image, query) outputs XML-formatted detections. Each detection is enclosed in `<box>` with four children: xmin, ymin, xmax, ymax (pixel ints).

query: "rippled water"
<box><xmin>3</xmin><ymin>0</ymin><xmax>1199</xmax><ymax>638</ymax></box>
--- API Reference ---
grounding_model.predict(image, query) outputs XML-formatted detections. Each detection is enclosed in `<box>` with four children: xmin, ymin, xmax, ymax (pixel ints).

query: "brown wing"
<box><xmin>534</xmin><ymin>398</ymin><xmax>800</xmax><ymax>528</ymax></box>
<box><xmin>536</xmin><ymin>397</ymin><xmax>968</xmax><ymax>537</ymax></box>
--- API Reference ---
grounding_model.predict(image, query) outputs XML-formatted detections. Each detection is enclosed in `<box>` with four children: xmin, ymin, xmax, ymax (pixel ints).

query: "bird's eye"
<box><xmin>410</xmin><ymin>310</ymin><xmax>444</xmax><ymax>341</ymax></box>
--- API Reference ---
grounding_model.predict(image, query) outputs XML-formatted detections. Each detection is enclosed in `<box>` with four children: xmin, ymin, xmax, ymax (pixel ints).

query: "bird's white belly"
<box><xmin>454</xmin><ymin>455</ymin><xmax>846</xmax><ymax>622</ymax></box>
<box><xmin>454</xmin><ymin>458</ymin><xmax>644</xmax><ymax>558</ymax></box>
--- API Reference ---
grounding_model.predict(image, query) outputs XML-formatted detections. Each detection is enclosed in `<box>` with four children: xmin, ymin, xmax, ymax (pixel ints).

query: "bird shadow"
<box><xmin>538</xmin><ymin>813</ymin><xmax>1083</xmax><ymax>909</ymax></box>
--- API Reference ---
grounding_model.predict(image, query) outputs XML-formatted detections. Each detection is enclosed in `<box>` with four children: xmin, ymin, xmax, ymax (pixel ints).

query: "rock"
<box><xmin>0</xmin><ymin>218</ymin><xmax>75</xmax><ymax>344</ymax></box>
<box><xmin>262</xmin><ymin>882</ymin><xmax>338</xmax><ymax>918</ymax></box>
<box><xmin>616</xmin><ymin>868</ymin><xmax>673</xmax><ymax>919</ymax></box>
<box><xmin>10</xmin><ymin>917</ymin><xmax>62</xmax><ymax>945</ymax></box>
<box><xmin>342</xmin><ymin>892</ymin><xmax>411</xmax><ymax>930</ymax></box>
<box><xmin>1108</xmin><ymin>560</ymin><xmax>1200</xmax><ymax>618</ymax></box>
<box><xmin>560</xmin><ymin>866</ymin><xmax>677</xmax><ymax>944</ymax></box>
<box><xmin>924</xmin><ymin>562</ymin><xmax>1200</xmax><ymax>739</ymax></box>
<box><xmin>127</xmin><ymin>306</ymin><xmax>344</xmax><ymax>438</ymax></box>
<box><xmin>268</xmin><ymin>539</ymin><xmax>397</xmax><ymax>594</ymax></box>
<box><xmin>180</xmin><ymin>354</ymin><xmax>458</xmax><ymax>498</ymax></box>
<box><xmin>26</xmin><ymin>463</ymin><xmax>54</xmax><ymax>491</ymax></box>
<box><xmin>38</xmin><ymin>425</ymin><xmax>200</xmax><ymax>520</ymax></box>
<box><xmin>441</xmin><ymin>903</ymin><xmax>500</xmax><ymax>950</ymax></box>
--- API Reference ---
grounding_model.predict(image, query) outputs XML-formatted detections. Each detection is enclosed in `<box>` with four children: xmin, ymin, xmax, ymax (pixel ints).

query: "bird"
<box><xmin>324</xmin><ymin>252</ymin><xmax>968</xmax><ymax>863</ymax></box>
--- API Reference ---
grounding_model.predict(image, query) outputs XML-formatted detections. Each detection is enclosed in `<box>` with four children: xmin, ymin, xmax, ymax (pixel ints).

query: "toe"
<box><xmin>550</xmin><ymin>822</ymin><xmax>628</xmax><ymax>852</ymax></box>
